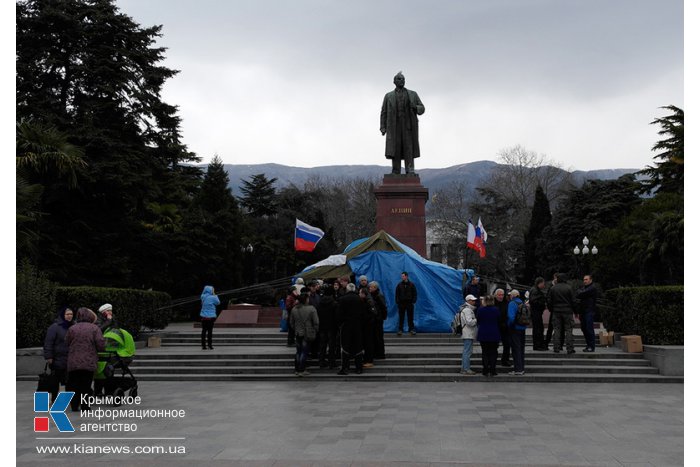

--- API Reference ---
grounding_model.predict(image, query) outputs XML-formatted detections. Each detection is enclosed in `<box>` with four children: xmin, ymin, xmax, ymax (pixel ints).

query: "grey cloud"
<box><xmin>115</xmin><ymin>0</ymin><xmax>683</xmax><ymax>169</ymax></box>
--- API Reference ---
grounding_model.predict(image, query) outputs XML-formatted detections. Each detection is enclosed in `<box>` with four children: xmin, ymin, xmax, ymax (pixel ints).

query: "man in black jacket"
<box><xmin>529</xmin><ymin>277</ymin><xmax>548</xmax><ymax>350</ymax></box>
<box><xmin>547</xmin><ymin>273</ymin><xmax>576</xmax><ymax>354</ymax></box>
<box><xmin>576</xmin><ymin>274</ymin><xmax>597</xmax><ymax>352</ymax></box>
<box><xmin>494</xmin><ymin>288</ymin><xmax>511</xmax><ymax>367</ymax></box>
<box><xmin>463</xmin><ymin>276</ymin><xmax>481</xmax><ymax>305</ymax></box>
<box><xmin>369</xmin><ymin>281</ymin><xmax>388</xmax><ymax>359</ymax></box>
<box><xmin>337</xmin><ymin>284</ymin><xmax>365</xmax><ymax>375</ymax></box>
<box><xmin>395</xmin><ymin>271</ymin><xmax>418</xmax><ymax>336</ymax></box>
<box><xmin>317</xmin><ymin>284</ymin><xmax>339</xmax><ymax>369</ymax></box>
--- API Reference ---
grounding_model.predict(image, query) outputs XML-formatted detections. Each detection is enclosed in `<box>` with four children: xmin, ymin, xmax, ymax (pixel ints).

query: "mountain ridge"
<box><xmin>219</xmin><ymin>161</ymin><xmax>639</xmax><ymax>197</ymax></box>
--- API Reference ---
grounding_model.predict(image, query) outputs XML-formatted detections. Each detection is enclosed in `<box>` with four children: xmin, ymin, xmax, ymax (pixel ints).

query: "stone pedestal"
<box><xmin>374</xmin><ymin>174</ymin><xmax>429</xmax><ymax>257</ymax></box>
<box><xmin>208</xmin><ymin>304</ymin><xmax>261</xmax><ymax>327</ymax></box>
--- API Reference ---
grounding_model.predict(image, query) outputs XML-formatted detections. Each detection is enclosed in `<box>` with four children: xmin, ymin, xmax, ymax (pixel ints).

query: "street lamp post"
<box><xmin>241</xmin><ymin>243</ymin><xmax>254</xmax><ymax>284</ymax></box>
<box><xmin>572</xmin><ymin>236</ymin><xmax>598</xmax><ymax>279</ymax></box>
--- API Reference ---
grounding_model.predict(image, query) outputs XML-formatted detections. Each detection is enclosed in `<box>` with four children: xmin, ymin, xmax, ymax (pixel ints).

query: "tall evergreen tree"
<box><xmin>16</xmin><ymin>0</ymin><xmax>201</xmax><ymax>287</ymax></box>
<box><xmin>594</xmin><ymin>193</ymin><xmax>683</xmax><ymax>287</ymax></box>
<box><xmin>522</xmin><ymin>185</ymin><xmax>552</xmax><ymax>284</ymax></box>
<box><xmin>638</xmin><ymin>105</ymin><xmax>683</xmax><ymax>195</ymax></box>
<box><xmin>180</xmin><ymin>156</ymin><xmax>243</xmax><ymax>291</ymax></box>
<box><xmin>537</xmin><ymin>174</ymin><xmax>641</xmax><ymax>279</ymax></box>
<box><xmin>195</xmin><ymin>156</ymin><xmax>237</xmax><ymax>213</ymax></box>
<box><xmin>239</xmin><ymin>174</ymin><xmax>278</xmax><ymax>217</ymax></box>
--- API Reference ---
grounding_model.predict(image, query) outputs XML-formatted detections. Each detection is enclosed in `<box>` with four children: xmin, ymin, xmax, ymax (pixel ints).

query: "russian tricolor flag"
<box><xmin>295</xmin><ymin>219</ymin><xmax>325</xmax><ymax>252</ymax></box>
<box><xmin>467</xmin><ymin>217</ymin><xmax>487</xmax><ymax>258</ymax></box>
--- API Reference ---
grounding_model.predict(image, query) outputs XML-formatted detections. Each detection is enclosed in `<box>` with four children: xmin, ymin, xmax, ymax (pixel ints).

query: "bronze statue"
<box><xmin>380</xmin><ymin>72</ymin><xmax>425</xmax><ymax>175</ymax></box>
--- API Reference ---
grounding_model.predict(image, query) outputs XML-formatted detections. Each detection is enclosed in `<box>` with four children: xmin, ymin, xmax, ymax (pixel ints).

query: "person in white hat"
<box><xmin>459</xmin><ymin>295</ymin><xmax>479</xmax><ymax>375</ymax></box>
<box><xmin>94</xmin><ymin>303</ymin><xmax>116</xmax><ymax>396</ymax></box>
<box><xmin>97</xmin><ymin>303</ymin><xmax>116</xmax><ymax>332</ymax></box>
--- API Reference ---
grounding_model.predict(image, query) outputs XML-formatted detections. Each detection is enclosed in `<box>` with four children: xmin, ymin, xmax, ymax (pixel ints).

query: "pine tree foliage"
<box><xmin>16</xmin><ymin>0</ymin><xmax>202</xmax><ymax>288</ymax></box>
<box><xmin>239</xmin><ymin>174</ymin><xmax>279</xmax><ymax>217</ymax></box>
<box><xmin>536</xmin><ymin>174</ymin><xmax>641</xmax><ymax>279</ymax></box>
<box><xmin>638</xmin><ymin>105</ymin><xmax>683</xmax><ymax>194</ymax></box>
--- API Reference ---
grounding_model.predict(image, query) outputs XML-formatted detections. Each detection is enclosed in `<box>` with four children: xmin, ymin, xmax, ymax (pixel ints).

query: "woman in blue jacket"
<box><xmin>476</xmin><ymin>295</ymin><xmax>501</xmax><ymax>377</ymax></box>
<box><xmin>506</xmin><ymin>290</ymin><xmax>527</xmax><ymax>375</ymax></box>
<box><xmin>200</xmin><ymin>285</ymin><xmax>220</xmax><ymax>350</ymax></box>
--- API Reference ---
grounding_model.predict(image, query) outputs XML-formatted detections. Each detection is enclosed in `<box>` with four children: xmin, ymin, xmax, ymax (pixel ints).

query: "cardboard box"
<box><xmin>598</xmin><ymin>331</ymin><xmax>617</xmax><ymax>347</ymax></box>
<box><xmin>147</xmin><ymin>336</ymin><xmax>161</xmax><ymax>348</ymax></box>
<box><xmin>621</xmin><ymin>335</ymin><xmax>642</xmax><ymax>353</ymax></box>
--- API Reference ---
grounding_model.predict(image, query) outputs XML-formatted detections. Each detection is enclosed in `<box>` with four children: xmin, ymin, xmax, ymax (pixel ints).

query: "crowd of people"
<box><xmin>43</xmin><ymin>304</ymin><xmax>120</xmax><ymax>410</ymax></box>
<box><xmin>44</xmin><ymin>273</ymin><xmax>595</xmax><ymax>392</ymax></box>
<box><xmin>283</xmin><ymin>273</ymin><xmax>419</xmax><ymax>376</ymax></box>
<box><xmin>458</xmin><ymin>272</ymin><xmax>599</xmax><ymax>377</ymax></box>
<box><xmin>281</xmin><ymin>271</ymin><xmax>598</xmax><ymax>378</ymax></box>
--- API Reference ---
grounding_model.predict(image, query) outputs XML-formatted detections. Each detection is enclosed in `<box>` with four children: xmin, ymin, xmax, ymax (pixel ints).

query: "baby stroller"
<box><xmin>94</xmin><ymin>327</ymin><xmax>138</xmax><ymax>406</ymax></box>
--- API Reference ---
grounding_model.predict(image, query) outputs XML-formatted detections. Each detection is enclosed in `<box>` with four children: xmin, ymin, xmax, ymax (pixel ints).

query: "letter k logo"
<box><xmin>34</xmin><ymin>392</ymin><xmax>75</xmax><ymax>432</ymax></box>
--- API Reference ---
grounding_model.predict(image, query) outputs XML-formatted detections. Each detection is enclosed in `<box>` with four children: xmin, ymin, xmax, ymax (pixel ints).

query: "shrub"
<box><xmin>602</xmin><ymin>286</ymin><xmax>683</xmax><ymax>345</ymax></box>
<box><xmin>55</xmin><ymin>286</ymin><xmax>172</xmax><ymax>338</ymax></box>
<box><xmin>17</xmin><ymin>260</ymin><xmax>57</xmax><ymax>348</ymax></box>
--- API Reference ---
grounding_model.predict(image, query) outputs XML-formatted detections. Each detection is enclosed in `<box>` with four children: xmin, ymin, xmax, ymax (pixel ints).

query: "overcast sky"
<box><xmin>112</xmin><ymin>0</ymin><xmax>683</xmax><ymax>171</ymax></box>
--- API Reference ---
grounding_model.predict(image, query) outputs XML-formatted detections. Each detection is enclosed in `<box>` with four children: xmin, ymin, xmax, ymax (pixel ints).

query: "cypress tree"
<box><xmin>523</xmin><ymin>185</ymin><xmax>552</xmax><ymax>284</ymax></box>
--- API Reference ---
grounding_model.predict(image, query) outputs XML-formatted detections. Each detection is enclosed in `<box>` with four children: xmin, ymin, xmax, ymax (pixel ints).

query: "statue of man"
<box><xmin>380</xmin><ymin>72</ymin><xmax>425</xmax><ymax>175</ymax></box>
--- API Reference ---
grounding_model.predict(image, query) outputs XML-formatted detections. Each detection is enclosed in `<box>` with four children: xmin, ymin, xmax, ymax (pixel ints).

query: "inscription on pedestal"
<box><xmin>374</xmin><ymin>175</ymin><xmax>429</xmax><ymax>257</ymax></box>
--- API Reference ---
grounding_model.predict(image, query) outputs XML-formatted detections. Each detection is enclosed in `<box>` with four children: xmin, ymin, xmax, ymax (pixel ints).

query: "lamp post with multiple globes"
<box><xmin>572</xmin><ymin>236</ymin><xmax>598</xmax><ymax>279</ymax></box>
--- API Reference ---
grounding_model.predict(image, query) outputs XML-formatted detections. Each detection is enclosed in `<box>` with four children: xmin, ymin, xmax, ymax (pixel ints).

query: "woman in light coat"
<box><xmin>459</xmin><ymin>295</ymin><xmax>479</xmax><ymax>375</ymax></box>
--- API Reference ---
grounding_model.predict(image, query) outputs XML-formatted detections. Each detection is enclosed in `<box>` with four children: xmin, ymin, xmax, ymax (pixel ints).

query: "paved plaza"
<box><xmin>17</xmin><ymin>380</ymin><xmax>683</xmax><ymax>466</ymax></box>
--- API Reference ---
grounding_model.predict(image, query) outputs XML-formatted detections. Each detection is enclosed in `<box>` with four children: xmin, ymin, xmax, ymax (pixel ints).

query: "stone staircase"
<box><xmin>123</xmin><ymin>330</ymin><xmax>682</xmax><ymax>383</ymax></box>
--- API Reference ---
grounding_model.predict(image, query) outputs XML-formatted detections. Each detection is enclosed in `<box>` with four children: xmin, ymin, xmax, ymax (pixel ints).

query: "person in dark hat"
<box><xmin>43</xmin><ymin>306</ymin><xmax>74</xmax><ymax>402</ymax></box>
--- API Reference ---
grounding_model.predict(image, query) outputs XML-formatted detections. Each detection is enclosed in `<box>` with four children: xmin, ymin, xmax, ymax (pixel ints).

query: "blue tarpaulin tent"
<box><xmin>296</xmin><ymin>231</ymin><xmax>464</xmax><ymax>332</ymax></box>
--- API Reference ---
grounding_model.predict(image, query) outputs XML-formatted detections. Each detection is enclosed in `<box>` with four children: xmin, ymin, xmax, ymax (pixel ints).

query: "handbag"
<box><xmin>37</xmin><ymin>363</ymin><xmax>57</xmax><ymax>393</ymax></box>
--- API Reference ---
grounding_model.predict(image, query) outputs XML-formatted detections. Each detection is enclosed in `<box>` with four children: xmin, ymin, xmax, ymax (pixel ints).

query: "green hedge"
<box><xmin>602</xmin><ymin>286</ymin><xmax>683</xmax><ymax>345</ymax></box>
<box><xmin>17</xmin><ymin>260</ymin><xmax>57</xmax><ymax>348</ymax></box>
<box><xmin>55</xmin><ymin>286</ymin><xmax>172</xmax><ymax>338</ymax></box>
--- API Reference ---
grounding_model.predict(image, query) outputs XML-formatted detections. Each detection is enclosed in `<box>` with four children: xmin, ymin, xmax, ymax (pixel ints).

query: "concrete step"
<box><xmin>41</xmin><ymin>372</ymin><xmax>678</xmax><ymax>383</ymax></box>
<box><xmin>163</xmin><ymin>332</ymin><xmax>588</xmax><ymax>340</ymax></box>
<box><xmin>162</xmin><ymin>330</ymin><xmax>590</xmax><ymax>337</ymax></box>
<box><xmin>159</xmin><ymin>338</ymin><xmax>591</xmax><ymax>346</ymax></box>
<box><xmin>133</xmin><ymin>350</ymin><xmax>645</xmax><ymax>360</ymax></box>
<box><xmin>129</xmin><ymin>357</ymin><xmax>651</xmax><ymax>367</ymax></box>
<box><xmin>126</xmin><ymin>364</ymin><xmax>659</xmax><ymax>375</ymax></box>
